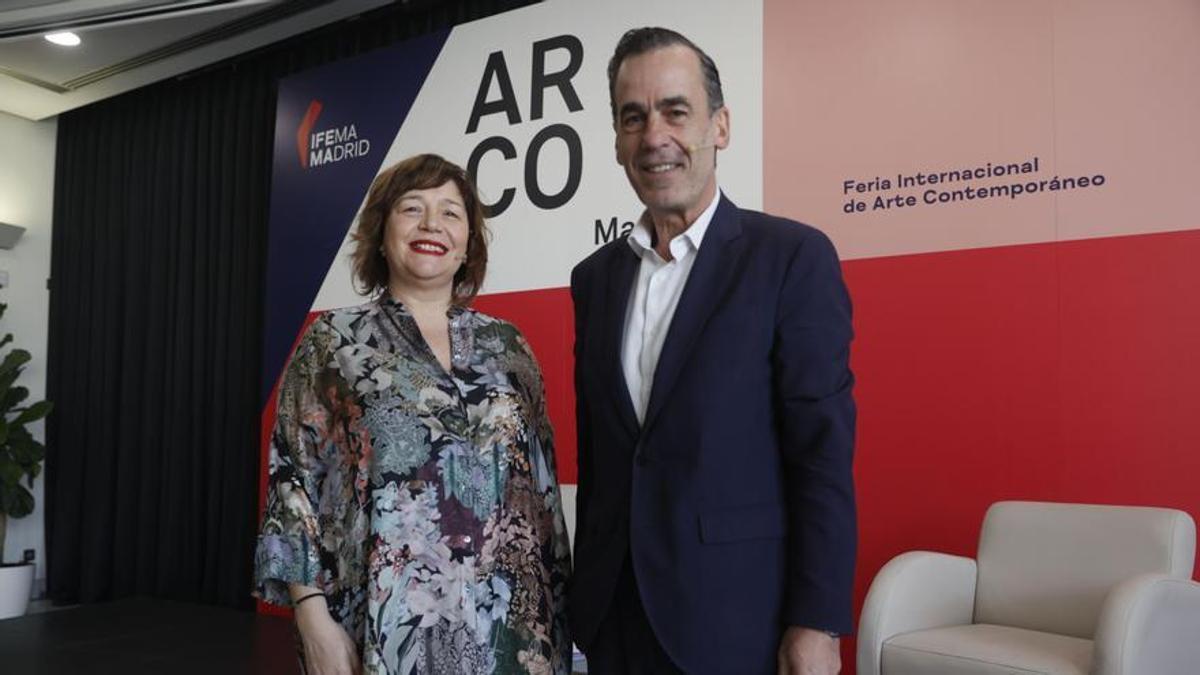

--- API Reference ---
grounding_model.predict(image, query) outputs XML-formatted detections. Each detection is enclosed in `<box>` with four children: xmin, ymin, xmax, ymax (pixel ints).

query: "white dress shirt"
<box><xmin>621</xmin><ymin>189</ymin><xmax>722</xmax><ymax>423</ymax></box>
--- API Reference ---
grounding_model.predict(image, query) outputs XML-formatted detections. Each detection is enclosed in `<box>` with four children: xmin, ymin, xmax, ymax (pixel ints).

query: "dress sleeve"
<box><xmin>253</xmin><ymin>316</ymin><xmax>342</xmax><ymax>606</ymax></box>
<box><xmin>506</xmin><ymin>326</ymin><xmax>571</xmax><ymax>536</ymax></box>
<box><xmin>509</xmin><ymin>325</ymin><xmax>574</xmax><ymax>663</ymax></box>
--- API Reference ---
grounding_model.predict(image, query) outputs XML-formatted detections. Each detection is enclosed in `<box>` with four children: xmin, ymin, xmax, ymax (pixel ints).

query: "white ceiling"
<box><xmin>0</xmin><ymin>0</ymin><xmax>395</xmax><ymax>120</ymax></box>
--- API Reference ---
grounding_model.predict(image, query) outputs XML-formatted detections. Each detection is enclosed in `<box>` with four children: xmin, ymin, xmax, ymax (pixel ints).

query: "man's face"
<box><xmin>612</xmin><ymin>44</ymin><xmax>730</xmax><ymax>222</ymax></box>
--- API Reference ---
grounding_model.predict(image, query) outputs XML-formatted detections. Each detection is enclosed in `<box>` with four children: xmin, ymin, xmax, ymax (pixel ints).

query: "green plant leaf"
<box><xmin>0</xmin><ymin>482</ymin><xmax>34</xmax><ymax>518</ymax></box>
<box><xmin>0</xmin><ymin>349</ymin><xmax>31</xmax><ymax>376</ymax></box>
<box><xmin>0</xmin><ymin>308</ymin><xmax>44</xmax><ymax>519</ymax></box>
<box><xmin>6</xmin><ymin>424</ymin><xmax>28</xmax><ymax>443</ymax></box>
<box><xmin>14</xmin><ymin>444</ymin><xmax>43</xmax><ymax>470</ymax></box>
<box><xmin>11</xmin><ymin>435</ymin><xmax>40</xmax><ymax>467</ymax></box>
<box><xmin>14</xmin><ymin>400</ymin><xmax>51</xmax><ymax>425</ymax></box>
<box><xmin>0</xmin><ymin>370</ymin><xmax>18</xmax><ymax>399</ymax></box>
<box><xmin>2</xmin><ymin>386</ymin><xmax>28</xmax><ymax>410</ymax></box>
<box><xmin>0</xmin><ymin>461</ymin><xmax>20</xmax><ymax>488</ymax></box>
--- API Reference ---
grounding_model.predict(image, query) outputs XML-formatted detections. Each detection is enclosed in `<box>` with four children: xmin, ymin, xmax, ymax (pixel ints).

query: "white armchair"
<box><xmin>858</xmin><ymin>501</ymin><xmax>1199</xmax><ymax>675</ymax></box>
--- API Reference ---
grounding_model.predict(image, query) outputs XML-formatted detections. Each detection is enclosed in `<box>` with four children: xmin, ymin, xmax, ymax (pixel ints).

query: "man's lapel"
<box><xmin>641</xmin><ymin>195</ymin><xmax>745</xmax><ymax>435</ymax></box>
<box><xmin>600</xmin><ymin>243</ymin><xmax>642</xmax><ymax>437</ymax></box>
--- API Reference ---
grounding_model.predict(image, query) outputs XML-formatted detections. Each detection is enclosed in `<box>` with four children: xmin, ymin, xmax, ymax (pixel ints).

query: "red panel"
<box><xmin>841</xmin><ymin>229</ymin><xmax>1200</xmax><ymax>666</ymax></box>
<box><xmin>1054</xmin><ymin>231</ymin><xmax>1200</xmax><ymax>529</ymax></box>
<box><xmin>842</xmin><ymin>242</ymin><xmax>1062</xmax><ymax>664</ymax></box>
<box><xmin>845</xmin><ymin>229</ymin><xmax>1200</xmax><ymax>589</ymax></box>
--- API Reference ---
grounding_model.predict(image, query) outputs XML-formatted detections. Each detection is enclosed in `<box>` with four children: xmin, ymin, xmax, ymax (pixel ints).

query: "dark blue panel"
<box><xmin>261</xmin><ymin>29</ymin><xmax>450</xmax><ymax>405</ymax></box>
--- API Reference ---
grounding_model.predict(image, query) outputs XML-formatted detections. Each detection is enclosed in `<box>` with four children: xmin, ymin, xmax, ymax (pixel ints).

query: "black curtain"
<box><xmin>46</xmin><ymin>0</ymin><xmax>537</xmax><ymax>610</ymax></box>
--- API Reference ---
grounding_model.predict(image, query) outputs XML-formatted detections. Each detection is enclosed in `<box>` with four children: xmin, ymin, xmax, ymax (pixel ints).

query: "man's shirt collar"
<box><xmin>626</xmin><ymin>188</ymin><xmax>722</xmax><ymax>260</ymax></box>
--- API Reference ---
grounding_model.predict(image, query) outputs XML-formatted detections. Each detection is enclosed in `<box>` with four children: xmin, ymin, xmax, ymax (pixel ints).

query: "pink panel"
<box><xmin>1051</xmin><ymin>0</ymin><xmax>1200</xmax><ymax>241</ymax></box>
<box><xmin>764</xmin><ymin>0</ymin><xmax>1058</xmax><ymax>260</ymax></box>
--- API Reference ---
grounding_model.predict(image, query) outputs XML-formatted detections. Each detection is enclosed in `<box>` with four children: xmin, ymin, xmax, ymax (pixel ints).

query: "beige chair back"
<box><xmin>974</xmin><ymin>501</ymin><xmax>1195</xmax><ymax>639</ymax></box>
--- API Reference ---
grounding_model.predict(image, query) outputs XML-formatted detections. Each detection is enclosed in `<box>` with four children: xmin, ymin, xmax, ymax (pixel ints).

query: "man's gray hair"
<box><xmin>607</xmin><ymin>27</ymin><xmax>725</xmax><ymax>120</ymax></box>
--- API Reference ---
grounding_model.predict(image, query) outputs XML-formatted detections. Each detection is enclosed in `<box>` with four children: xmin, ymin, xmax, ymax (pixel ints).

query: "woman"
<box><xmin>255</xmin><ymin>154</ymin><xmax>572</xmax><ymax>674</ymax></box>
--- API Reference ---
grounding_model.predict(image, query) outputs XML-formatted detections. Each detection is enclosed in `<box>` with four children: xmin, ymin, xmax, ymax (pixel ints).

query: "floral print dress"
<box><xmin>254</xmin><ymin>297</ymin><xmax>572</xmax><ymax>674</ymax></box>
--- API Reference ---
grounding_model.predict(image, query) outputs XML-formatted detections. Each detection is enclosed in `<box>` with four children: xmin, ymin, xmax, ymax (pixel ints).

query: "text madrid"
<box><xmin>308</xmin><ymin>124</ymin><xmax>370</xmax><ymax>167</ymax></box>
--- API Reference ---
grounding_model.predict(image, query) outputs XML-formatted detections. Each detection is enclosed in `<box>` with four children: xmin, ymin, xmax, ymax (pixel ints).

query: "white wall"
<box><xmin>0</xmin><ymin>110</ymin><xmax>56</xmax><ymax>594</ymax></box>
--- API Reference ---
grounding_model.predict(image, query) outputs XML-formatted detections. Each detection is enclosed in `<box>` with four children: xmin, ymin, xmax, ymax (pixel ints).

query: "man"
<box><xmin>569</xmin><ymin>27</ymin><xmax>857</xmax><ymax>674</ymax></box>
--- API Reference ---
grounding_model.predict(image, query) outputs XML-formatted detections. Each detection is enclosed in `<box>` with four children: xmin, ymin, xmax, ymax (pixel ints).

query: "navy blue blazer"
<box><xmin>568</xmin><ymin>195</ymin><xmax>857</xmax><ymax>674</ymax></box>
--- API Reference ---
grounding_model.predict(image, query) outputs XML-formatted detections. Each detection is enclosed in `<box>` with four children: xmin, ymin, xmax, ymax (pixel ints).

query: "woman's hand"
<box><xmin>291</xmin><ymin>588</ymin><xmax>361</xmax><ymax>675</ymax></box>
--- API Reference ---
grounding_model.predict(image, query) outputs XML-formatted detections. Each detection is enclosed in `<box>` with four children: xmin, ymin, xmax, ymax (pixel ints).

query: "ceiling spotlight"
<box><xmin>44</xmin><ymin>32</ymin><xmax>82</xmax><ymax>47</ymax></box>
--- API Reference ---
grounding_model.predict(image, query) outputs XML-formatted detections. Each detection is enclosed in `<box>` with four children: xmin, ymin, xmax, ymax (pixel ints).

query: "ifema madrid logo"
<box><xmin>295</xmin><ymin>100</ymin><xmax>371</xmax><ymax>169</ymax></box>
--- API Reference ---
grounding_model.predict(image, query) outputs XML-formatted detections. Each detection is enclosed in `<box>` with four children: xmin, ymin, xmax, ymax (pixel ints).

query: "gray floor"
<box><xmin>0</xmin><ymin>597</ymin><xmax>298</xmax><ymax>674</ymax></box>
<box><xmin>24</xmin><ymin>597</ymin><xmax>76</xmax><ymax>614</ymax></box>
<box><xmin>4</xmin><ymin>598</ymin><xmax>590</xmax><ymax>674</ymax></box>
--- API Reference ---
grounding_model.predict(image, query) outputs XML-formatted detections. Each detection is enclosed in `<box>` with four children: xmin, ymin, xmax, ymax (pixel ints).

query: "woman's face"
<box><xmin>382</xmin><ymin>180</ymin><xmax>470</xmax><ymax>298</ymax></box>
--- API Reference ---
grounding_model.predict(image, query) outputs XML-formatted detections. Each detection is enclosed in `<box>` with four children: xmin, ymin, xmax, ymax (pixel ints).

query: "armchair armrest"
<box><xmin>857</xmin><ymin>551</ymin><xmax>977</xmax><ymax>675</ymax></box>
<box><xmin>1093</xmin><ymin>573</ymin><xmax>1200</xmax><ymax>675</ymax></box>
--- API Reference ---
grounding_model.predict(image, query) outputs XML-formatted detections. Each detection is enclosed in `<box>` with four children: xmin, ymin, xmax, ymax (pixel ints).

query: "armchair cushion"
<box><xmin>881</xmin><ymin>624</ymin><xmax>1092</xmax><ymax>675</ymax></box>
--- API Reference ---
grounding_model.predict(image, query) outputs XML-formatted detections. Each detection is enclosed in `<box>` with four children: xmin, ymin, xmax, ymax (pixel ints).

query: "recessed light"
<box><xmin>44</xmin><ymin>32</ymin><xmax>81</xmax><ymax>47</ymax></box>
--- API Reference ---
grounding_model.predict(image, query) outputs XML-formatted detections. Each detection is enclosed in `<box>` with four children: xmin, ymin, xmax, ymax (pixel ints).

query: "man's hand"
<box><xmin>777</xmin><ymin>626</ymin><xmax>841</xmax><ymax>675</ymax></box>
